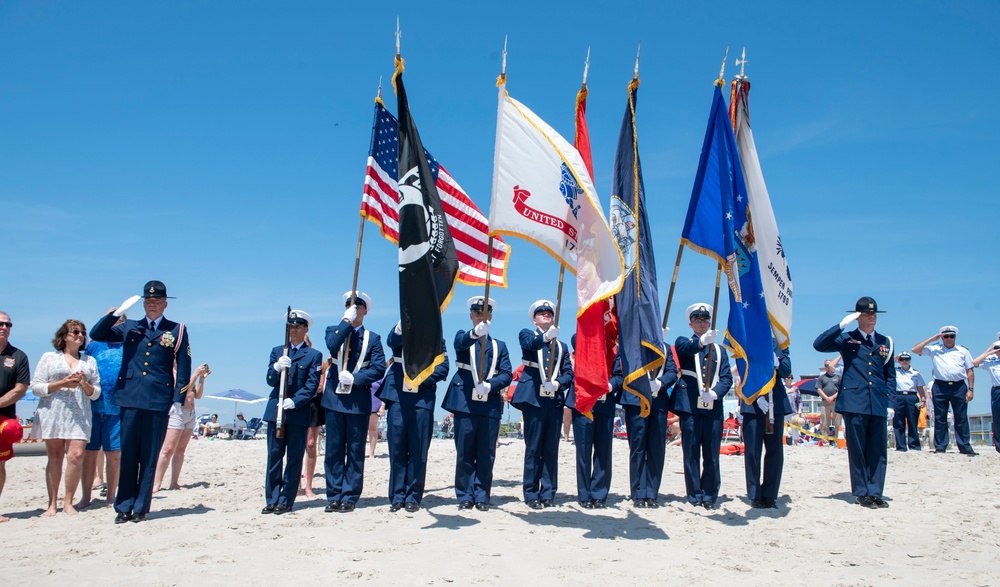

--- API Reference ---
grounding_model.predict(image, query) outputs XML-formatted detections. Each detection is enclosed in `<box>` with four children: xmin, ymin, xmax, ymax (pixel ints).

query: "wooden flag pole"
<box><xmin>703</xmin><ymin>263</ymin><xmax>722</xmax><ymax>396</ymax></box>
<box><xmin>476</xmin><ymin>236</ymin><xmax>495</xmax><ymax>381</ymax></box>
<box><xmin>545</xmin><ymin>265</ymin><xmax>566</xmax><ymax>379</ymax></box>
<box><xmin>341</xmin><ymin>216</ymin><xmax>366</xmax><ymax>367</ymax></box>
<box><xmin>661</xmin><ymin>243</ymin><xmax>685</xmax><ymax>328</ymax></box>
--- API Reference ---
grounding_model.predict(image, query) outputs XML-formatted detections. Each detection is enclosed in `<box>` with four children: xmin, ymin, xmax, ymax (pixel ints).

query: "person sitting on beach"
<box><xmin>233</xmin><ymin>413</ymin><xmax>248</xmax><ymax>439</ymax></box>
<box><xmin>200</xmin><ymin>414</ymin><xmax>221</xmax><ymax>437</ymax></box>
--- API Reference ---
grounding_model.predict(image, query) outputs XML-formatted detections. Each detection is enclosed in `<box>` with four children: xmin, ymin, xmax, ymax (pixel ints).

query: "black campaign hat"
<box><xmin>849</xmin><ymin>296</ymin><xmax>884</xmax><ymax>314</ymax></box>
<box><xmin>142</xmin><ymin>280</ymin><xmax>175</xmax><ymax>299</ymax></box>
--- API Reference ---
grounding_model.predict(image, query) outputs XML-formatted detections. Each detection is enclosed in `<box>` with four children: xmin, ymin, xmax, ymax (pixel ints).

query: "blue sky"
<box><xmin>3</xmin><ymin>1</ymin><xmax>998</xmax><ymax>421</ymax></box>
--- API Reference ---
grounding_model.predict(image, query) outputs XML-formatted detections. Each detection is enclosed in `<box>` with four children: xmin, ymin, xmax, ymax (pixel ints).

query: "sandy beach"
<box><xmin>3</xmin><ymin>436</ymin><xmax>998</xmax><ymax>586</ymax></box>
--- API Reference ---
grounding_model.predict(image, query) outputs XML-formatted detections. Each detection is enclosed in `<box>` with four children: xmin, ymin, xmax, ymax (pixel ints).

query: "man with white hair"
<box><xmin>912</xmin><ymin>326</ymin><xmax>976</xmax><ymax>456</ymax></box>
<box><xmin>971</xmin><ymin>332</ymin><xmax>1000</xmax><ymax>455</ymax></box>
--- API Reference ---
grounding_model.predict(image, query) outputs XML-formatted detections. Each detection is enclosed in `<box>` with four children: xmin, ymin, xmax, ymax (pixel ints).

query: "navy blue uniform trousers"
<box><xmin>843</xmin><ymin>412</ymin><xmax>887</xmax><ymax>497</ymax></box>
<box><xmin>324</xmin><ymin>410</ymin><xmax>368</xmax><ymax>504</ymax></box>
<box><xmin>116</xmin><ymin>407</ymin><xmax>169</xmax><ymax>516</ymax></box>
<box><xmin>571</xmin><ymin>409</ymin><xmax>613</xmax><ymax>503</ymax></box>
<box><xmin>892</xmin><ymin>393</ymin><xmax>921</xmax><ymax>450</ymax></box>
<box><xmin>932</xmin><ymin>380</ymin><xmax>973</xmax><ymax>453</ymax></box>
<box><xmin>521</xmin><ymin>404</ymin><xmax>561</xmax><ymax>501</ymax></box>
<box><xmin>742</xmin><ymin>414</ymin><xmax>784</xmax><ymax>501</ymax></box>
<box><xmin>265</xmin><ymin>422</ymin><xmax>308</xmax><ymax>508</ymax></box>
<box><xmin>992</xmin><ymin>386</ymin><xmax>1000</xmax><ymax>454</ymax></box>
<box><xmin>453</xmin><ymin>413</ymin><xmax>500</xmax><ymax>504</ymax></box>
<box><xmin>386</xmin><ymin>403</ymin><xmax>434</xmax><ymax>505</ymax></box>
<box><xmin>678</xmin><ymin>412</ymin><xmax>722</xmax><ymax>504</ymax></box>
<box><xmin>623</xmin><ymin>405</ymin><xmax>667</xmax><ymax>501</ymax></box>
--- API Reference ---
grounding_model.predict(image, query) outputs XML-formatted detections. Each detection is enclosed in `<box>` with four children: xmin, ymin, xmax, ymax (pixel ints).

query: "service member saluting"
<box><xmin>971</xmin><ymin>335</ymin><xmax>1000</xmax><ymax>455</ymax></box>
<box><xmin>323</xmin><ymin>291</ymin><xmax>386</xmax><ymax>513</ymax></box>
<box><xmin>813</xmin><ymin>296</ymin><xmax>894</xmax><ymax>508</ymax></box>
<box><xmin>672</xmin><ymin>303</ymin><xmax>732</xmax><ymax>510</ymax></box>
<box><xmin>510</xmin><ymin>300</ymin><xmax>572</xmax><ymax>510</ymax></box>
<box><xmin>912</xmin><ymin>326</ymin><xmax>976</xmax><ymax>456</ymax></box>
<box><xmin>262</xmin><ymin>309</ymin><xmax>322</xmax><ymax>515</ymax></box>
<box><xmin>90</xmin><ymin>280</ymin><xmax>191</xmax><ymax>523</ymax></box>
<box><xmin>441</xmin><ymin>297</ymin><xmax>512</xmax><ymax>512</ymax></box>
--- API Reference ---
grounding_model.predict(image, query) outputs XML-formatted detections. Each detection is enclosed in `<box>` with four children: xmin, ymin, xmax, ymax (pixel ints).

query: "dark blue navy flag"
<box><xmin>681</xmin><ymin>85</ymin><xmax>775</xmax><ymax>403</ymax></box>
<box><xmin>610</xmin><ymin>79</ymin><xmax>664</xmax><ymax>417</ymax></box>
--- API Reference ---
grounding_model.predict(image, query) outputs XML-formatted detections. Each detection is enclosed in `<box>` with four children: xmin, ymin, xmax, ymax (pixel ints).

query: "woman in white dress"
<box><xmin>31</xmin><ymin>319</ymin><xmax>101</xmax><ymax>516</ymax></box>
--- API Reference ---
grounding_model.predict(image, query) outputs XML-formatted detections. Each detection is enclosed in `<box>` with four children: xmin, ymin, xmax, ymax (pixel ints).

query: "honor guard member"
<box><xmin>323</xmin><ymin>291</ymin><xmax>386</xmax><ymax>513</ymax></box>
<box><xmin>971</xmin><ymin>336</ymin><xmax>1000</xmax><ymax>454</ymax></box>
<box><xmin>90</xmin><ymin>281</ymin><xmax>191</xmax><ymax>523</ymax></box>
<box><xmin>569</xmin><ymin>336</ymin><xmax>622</xmax><ymax>509</ymax></box>
<box><xmin>672</xmin><ymin>303</ymin><xmax>732</xmax><ymax>509</ymax></box>
<box><xmin>262</xmin><ymin>309</ymin><xmax>322</xmax><ymax>515</ymax></box>
<box><xmin>379</xmin><ymin>318</ymin><xmax>449</xmax><ymax>512</ymax></box>
<box><xmin>742</xmin><ymin>343</ymin><xmax>792</xmax><ymax>509</ymax></box>
<box><xmin>892</xmin><ymin>352</ymin><xmax>927</xmax><ymax>451</ymax></box>
<box><xmin>813</xmin><ymin>296</ymin><xmax>895</xmax><ymax>508</ymax></box>
<box><xmin>616</xmin><ymin>334</ymin><xmax>679</xmax><ymax>509</ymax></box>
<box><xmin>510</xmin><ymin>300</ymin><xmax>573</xmax><ymax>509</ymax></box>
<box><xmin>912</xmin><ymin>326</ymin><xmax>977</xmax><ymax>456</ymax></box>
<box><xmin>441</xmin><ymin>296</ymin><xmax>512</xmax><ymax>511</ymax></box>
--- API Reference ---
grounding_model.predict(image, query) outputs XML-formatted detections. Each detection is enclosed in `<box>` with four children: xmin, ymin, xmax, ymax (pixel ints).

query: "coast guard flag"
<box><xmin>681</xmin><ymin>85</ymin><xmax>775</xmax><ymax>403</ymax></box>
<box><xmin>361</xmin><ymin>101</ymin><xmax>510</xmax><ymax>287</ymax></box>
<box><xmin>609</xmin><ymin>79</ymin><xmax>664</xmax><ymax>417</ymax></box>
<box><xmin>394</xmin><ymin>61</ymin><xmax>459</xmax><ymax>388</ymax></box>
<box><xmin>731</xmin><ymin>79</ymin><xmax>793</xmax><ymax>348</ymax></box>
<box><xmin>488</xmin><ymin>80</ymin><xmax>623</xmax><ymax>326</ymax></box>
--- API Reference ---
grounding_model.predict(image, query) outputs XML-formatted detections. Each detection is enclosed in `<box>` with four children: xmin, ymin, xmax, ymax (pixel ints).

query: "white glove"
<box><xmin>608</xmin><ymin>382</ymin><xmax>614</xmax><ymax>393</ymax></box>
<box><xmin>542</xmin><ymin>381</ymin><xmax>559</xmax><ymax>393</ymax></box>
<box><xmin>708</xmin><ymin>390</ymin><xmax>718</xmax><ymax>401</ymax></box>
<box><xmin>282</xmin><ymin>398</ymin><xmax>295</xmax><ymax>410</ymax></box>
<box><xmin>756</xmin><ymin>397</ymin><xmax>770</xmax><ymax>412</ymax></box>
<box><xmin>169</xmin><ymin>402</ymin><xmax>182</xmax><ymax>416</ymax></box>
<box><xmin>839</xmin><ymin>312</ymin><xmax>861</xmax><ymax>330</ymax></box>
<box><xmin>343</xmin><ymin>305</ymin><xmax>358</xmax><ymax>323</ymax></box>
<box><xmin>273</xmin><ymin>355</ymin><xmax>291</xmax><ymax>372</ymax></box>
<box><xmin>473</xmin><ymin>320</ymin><xmax>490</xmax><ymax>338</ymax></box>
<box><xmin>650</xmin><ymin>379</ymin><xmax>663</xmax><ymax>394</ymax></box>
<box><xmin>661</xmin><ymin>326</ymin><xmax>670</xmax><ymax>341</ymax></box>
<box><xmin>113</xmin><ymin>295</ymin><xmax>142</xmax><ymax>317</ymax></box>
<box><xmin>475</xmin><ymin>381</ymin><xmax>491</xmax><ymax>395</ymax></box>
<box><xmin>543</xmin><ymin>325</ymin><xmax>560</xmax><ymax>342</ymax></box>
<box><xmin>338</xmin><ymin>371</ymin><xmax>354</xmax><ymax>386</ymax></box>
<box><xmin>394</xmin><ymin>320</ymin><xmax>402</xmax><ymax>335</ymax></box>
<box><xmin>699</xmin><ymin>329</ymin><xmax>718</xmax><ymax>346</ymax></box>
<box><xmin>774</xmin><ymin>353</ymin><xmax>781</xmax><ymax>368</ymax></box>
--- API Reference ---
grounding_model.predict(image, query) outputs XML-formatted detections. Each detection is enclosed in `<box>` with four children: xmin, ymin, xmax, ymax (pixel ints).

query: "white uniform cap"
<box><xmin>939</xmin><ymin>325</ymin><xmax>958</xmax><ymax>335</ymax></box>
<box><xmin>285</xmin><ymin>309</ymin><xmax>313</xmax><ymax>327</ymax></box>
<box><xmin>342</xmin><ymin>291</ymin><xmax>373</xmax><ymax>311</ymax></box>
<box><xmin>528</xmin><ymin>299</ymin><xmax>556</xmax><ymax>320</ymax></box>
<box><xmin>685</xmin><ymin>302</ymin><xmax>713</xmax><ymax>321</ymax></box>
<box><xmin>995</xmin><ymin>331</ymin><xmax>1000</xmax><ymax>340</ymax></box>
<box><xmin>466</xmin><ymin>296</ymin><xmax>497</xmax><ymax>312</ymax></box>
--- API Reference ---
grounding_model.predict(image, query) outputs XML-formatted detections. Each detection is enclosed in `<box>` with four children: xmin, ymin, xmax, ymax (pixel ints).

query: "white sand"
<box><xmin>3</xmin><ymin>436</ymin><xmax>998</xmax><ymax>585</ymax></box>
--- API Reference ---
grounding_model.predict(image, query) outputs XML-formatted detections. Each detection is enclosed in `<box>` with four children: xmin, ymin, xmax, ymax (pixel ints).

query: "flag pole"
<box><xmin>661</xmin><ymin>244</ymin><xmax>684</xmax><ymax>329</ymax></box>
<box><xmin>703</xmin><ymin>263</ymin><xmax>722</xmax><ymax>398</ymax></box>
<box><xmin>546</xmin><ymin>265</ymin><xmax>566</xmax><ymax>378</ymax></box>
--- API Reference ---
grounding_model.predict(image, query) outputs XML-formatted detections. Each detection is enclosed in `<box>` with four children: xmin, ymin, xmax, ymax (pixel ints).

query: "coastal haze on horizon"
<box><xmin>2</xmin><ymin>2</ymin><xmax>998</xmax><ymax>423</ymax></box>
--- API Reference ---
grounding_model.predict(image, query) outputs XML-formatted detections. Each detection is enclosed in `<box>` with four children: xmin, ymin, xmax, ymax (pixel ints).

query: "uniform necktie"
<box><xmin>148</xmin><ymin>319</ymin><xmax>156</xmax><ymax>331</ymax></box>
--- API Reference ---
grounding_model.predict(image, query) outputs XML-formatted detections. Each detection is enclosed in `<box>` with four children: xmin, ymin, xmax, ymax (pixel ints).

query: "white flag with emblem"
<box><xmin>488</xmin><ymin>82</ymin><xmax>623</xmax><ymax>312</ymax></box>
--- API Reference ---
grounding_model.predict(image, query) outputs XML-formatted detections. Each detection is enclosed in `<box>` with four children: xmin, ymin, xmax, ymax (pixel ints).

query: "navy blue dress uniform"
<box><xmin>671</xmin><ymin>303</ymin><xmax>732</xmax><ymax>509</ymax></box>
<box><xmin>322</xmin><ymin>291</ymin><xmax>386</xmax><ymax>512</ymax></box>
<box><xmin>440</xmin><ymin>297</ymin><xmax>512</xmax><ymax>511</ymax></box>
<box><xmin>741</xmin><ymin>344</ymin><xmax>792</xmax><ymax>508</ymax></box>
<box><xmin>510</xmin><ymin>300</ymin><xmax>573</xmax><ymax>508</ymax></box>
<box><xmin>90</xmin><ymin>280</ymin><xmax>191</xmax><ymax>523</ymax></box>
<box><xmin>261</xmin><ymin>309</ymin><xmax>323</xmax><ymax>515</ymax></box>
<box><xmin>813</xmin><ymin>296</ymin><xmax>895</xmax><ymax>508</ymax></box>
<box><xmin>616</xmin><ymin>344</ymin><xmax>678</xmax><ymax>508</ymax></box>
<box><xmin>892</xmin><ymin>352</ymin><xmax>926</xmax><ymax>451</ymax></box>
<box><xmin>379</xmin><ymin>325</ymin><xmax>449</xmax><ymax>511</ymax></box>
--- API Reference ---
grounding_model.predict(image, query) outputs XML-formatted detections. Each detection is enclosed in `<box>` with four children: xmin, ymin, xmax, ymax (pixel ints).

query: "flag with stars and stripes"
<box><xmin>361</xmin><ymin>100</ymin><xmax>510</xmax><ymax>287</ymax></box>
<box><xmin>680</xmin><ymin>85</ymin><xmax>775</xmax><ymax>403</ymax></box>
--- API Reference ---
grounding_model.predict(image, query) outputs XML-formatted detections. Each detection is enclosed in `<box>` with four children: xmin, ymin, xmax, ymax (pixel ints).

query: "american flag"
<box><xmin>361</xmin><ymin>101</ymin><xmax>509</xmax><ymax>287</ymax></box>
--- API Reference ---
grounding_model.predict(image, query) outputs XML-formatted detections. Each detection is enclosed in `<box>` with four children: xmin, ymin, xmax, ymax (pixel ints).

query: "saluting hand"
<box><xmin>839</xmin><ymin>312</ymin><xmax>861</xmax><ymax>330</ymax></box>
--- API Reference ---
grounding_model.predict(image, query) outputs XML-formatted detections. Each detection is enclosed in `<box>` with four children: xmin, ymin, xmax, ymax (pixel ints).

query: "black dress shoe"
<box><xmin>261</xmin><ymin>504</ymin><xmax>276</xmax><ymax>515</ymax></box>
<box><xmin>540</xmin><ymin>499</ymin><xmax>554</xmax><ymax>508</ymax></box>
<box><xmin>750</xmin><ymin>498</ymin><xmax>767</xmax><ymax>508</ymax></box>
<box><xmin>763</xmin><ymin>498</ymin><xmax>778</xmax><ymax>509</ymax></box>
<box><xmin>593</xmin><ymin>500</ymin><xmax>607</xmax><ymax>509</ymax></box>
<box><xmin>934</xmin><ymin>449</ymin><xmax>946</xmax><ymax>453</ymax></box>
<box><xmin>324</xmin><ymin>500</ymin><xmax>341</xmax><ymax>513</ymax></box>
<box><xmin>338</xmin><ymin>502</ymin><xmax>356</xmax><ymax>513</ymax></box>
<box><xmin>114</xmin><ymin>512</ymin><xmax>131</xmax><ymax>524</ymax></box>
<box><xmin>646</xmin><ymin>499</ymin><xmax>660</xmax><ymax>509</ymax></box>
<box><xmin>702</xmin><ymin>502</ymin><xmax>719</xmax><ymax>510</ymax></box>
<box><xmin>389</xmin><ymin>502</ymin><xmax>403</xmax><ymax>512</ymax></box>
<box><xmin>458</xmin><ymin>500</ymin><xmax>474</xmax><ymax>510</ymax></box>
<box><xmin>579</xmin><ymin>500</ymin><xmax>595</xmax><ymax>509</ymax></box>
<box><xmin>131</xmin><ymin>513</ymin><xmax>147</xmax><ymax>523</ymax></box>
<box><xmin>871</xmin><ymin>496</ymin><xmax>889</xmax><ymax>509</ymax></box>
<box><xmin>634</xmin><ymin>498</ymin><xmax>648</xmax><ymax>509</ymax></box>
<box><xmin>475</xmin><ymin>502</ymin><xmax>489</xmax><ymax>512</ymax></box>
<box><xmin>963</xmin><ymin>450</ymin><xmax>978</xmax><ymax>457</ymax></box>
<box><xmin>404</xmin><ymin>502</ymin><xmax>420</xmax><ymax>513</ymax></box>
<box><xmin>273</xmin><ymin>504</ymin><xmax>291</xmax><ymax>515</ymax></box>
<box><xmin>856</xmin><ymin>496</ymin><xmax>877</xmax><ymax>509</ymax></box>
<box><xmin>526</xmin><ymin>499</ymin><xmax>543</xmax><ymax>510</ymax></box>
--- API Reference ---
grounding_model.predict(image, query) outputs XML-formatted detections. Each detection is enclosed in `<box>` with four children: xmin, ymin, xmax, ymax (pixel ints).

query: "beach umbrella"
<box><xmin>203</xmin><ymin>389</ymin><xmax>267</xmax><ymax>420</ymax></box>
<box><xmin>792</xmin><ymin>378</ymin><xmax>819</xmax><ymax>396</ymax></box>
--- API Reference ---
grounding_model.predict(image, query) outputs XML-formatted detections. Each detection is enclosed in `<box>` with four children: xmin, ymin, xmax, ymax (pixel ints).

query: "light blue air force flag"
<box><xmin>680</xmin><ymin>85</ymin><xmax>775</xmax><ymax>403</ymax></box>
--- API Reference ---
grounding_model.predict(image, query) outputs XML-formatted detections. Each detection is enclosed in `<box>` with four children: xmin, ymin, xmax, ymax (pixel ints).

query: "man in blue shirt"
<box><xmin>912</xmin><ymin>326</ymin><xmax>976</xmax><ymax>456</ymax></box>
<box><xmin>80</xmin><ymin>313</ymin><xmax>126</xmax><ymax>509</ymax></box>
